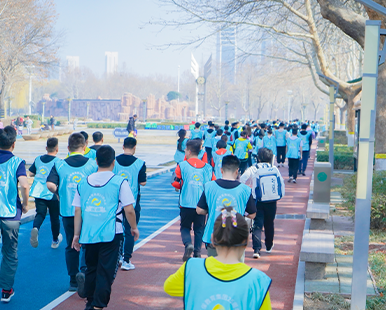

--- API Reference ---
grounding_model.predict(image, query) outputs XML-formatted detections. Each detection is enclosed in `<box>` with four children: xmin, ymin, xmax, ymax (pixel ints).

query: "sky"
<box><xmin>54</xmin><ymin>0</ymin><xmax>213</xmax><ymax>78</ymax></box>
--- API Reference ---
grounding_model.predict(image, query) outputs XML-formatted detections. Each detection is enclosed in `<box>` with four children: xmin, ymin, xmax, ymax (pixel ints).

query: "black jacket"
<box><xmin>127</xmin><ymin>117</ymin><xmax>136</xmax><ymax>132</ymax></box>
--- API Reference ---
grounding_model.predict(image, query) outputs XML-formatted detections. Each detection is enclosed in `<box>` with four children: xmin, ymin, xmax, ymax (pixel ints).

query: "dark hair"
<box><xmin>68</xmin><ymin>133</ymin><xmax>86</xmax><ymax>152</ymax></box>
<box><xmin>258</xmin><ymin>147</ymin><xmax>273</xmax><ymax>163</ymax></box>
<box><xmin>214</xmin><ymin>125</ymin><xmax>220</xmax><ymax>131</ymax></box>
<box><xmin>244</xmin><ymin>125</ymin><xmax>252</xmax><ymax>137</ymax></box>
<box><xmin>133</xmin><ymin>114</ymin><xmax>137</xmax><ymax>118</ymax></box>
<box><xmin>292</xmin><ymin>128</ymin><xmax>298</xmax><ymax>135</ymax></box>
<box><xmin>216</xmin><ymin>129</ymin><xmax>223</xmax><ymax>136</ymax></box>
<box><xmin>92</xmin><ymin>131</ymin><xmax>103</xmax><ymax>143</ymax></box>
<box><xmin>177</xmin><ymin>129</ymin><xmax>187</xmax><ymax>152</ymax></box>
<box><xmin>80</xmin><ymin>131</ymin><xmax>88</xmax><ymax>141</ymax></box>
<box><xmin>279</xmin><ymin>122</ymin><xmax>285</xmax><ymax>127</ymax></box>
<box><xmin>186</xmin><ymin>139</ymin><xmax>201</xmax><ymax>156</ymax></box>
<box><xmin>221</xmin><ymin>135</ymin><xmax>228</xmax><ymax>143</ymax></box>
<box><xmin>213</xmin><ymin>207</ymin><xmax>249</xmax><ymax>247</ymax></box>
<box><xmin>208</xmin><ymin>121</ymin><xmax>214</xmax><ymax>127</ymax></box>
<box><xmin>0</xmin><ymin>126</ymin><xmax>17</xmax><ymax>149</ymax></box>
<box><xmin>46</xmin><ymin>137</ymin><xmax>59</xmax><ymax>152</ymax></box>
<box><xmin>301</xmin><ymin>124</ymin><xmax>307</xmax><ymax>130</ymax></box>
<box><xmin>195</xmin><ymin>122</ymin><xmax>201</xmax><ymax>129</ymax></box>
<box><xmin>221</xmin><ymin>155</ymin><xmax>240</xmax><ymax>173</ymax></box>
<box><xmin>267</xmin><ymin>129</ymin><xmax>273</xmax><ymax>135</ymax></box>
<box><xmin>224</xmin><ymin>125</ymin><xmax>229</xmax><ymax>132</ymax></box>
<box><xmin>123</xmin><ymin>137</ymin><xmax>137</xmax><ymax>149</ymax></box>
<box><xmin>225</xmin><ymin>120</ymin><xmax>229</xmax><ymax>125</ymax></box>
<box><xmin>216</xmin><ymin>140</ymin><xmax>227</xmax><ymax>149</ymax></box>
<box><xmin>240</xmin><ymin>131</ymin><xmax>247</xmax><ymax>138</ymax></box>
<box><xmin>96</xmin><ymin>145</ymin><xmax>115</xmax><ymax>168</ymax></box>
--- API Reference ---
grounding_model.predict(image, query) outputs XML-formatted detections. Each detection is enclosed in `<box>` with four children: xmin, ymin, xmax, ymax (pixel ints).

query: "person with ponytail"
<box><xmin>164</xmin><ymin>207</ymin><xmax>272</xmax><ymax>310</ymax></box>
<box><xmin>173</xmin><ymin>129</ymin><xmax>188</xmax><ymax>164</ymax></box>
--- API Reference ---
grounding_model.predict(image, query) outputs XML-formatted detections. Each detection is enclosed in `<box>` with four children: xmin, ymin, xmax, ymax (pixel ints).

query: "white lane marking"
<box><xmin>40</xmin><ymin>215</ymin><xmax>180</xmax><ymax>310</ymax></box>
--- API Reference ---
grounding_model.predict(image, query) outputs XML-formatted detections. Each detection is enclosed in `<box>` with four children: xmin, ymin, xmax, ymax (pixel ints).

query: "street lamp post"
<box><xmin>67</xmin><ymin>98</ymin><xmax>72</xmax><ymax>122</ymax></box>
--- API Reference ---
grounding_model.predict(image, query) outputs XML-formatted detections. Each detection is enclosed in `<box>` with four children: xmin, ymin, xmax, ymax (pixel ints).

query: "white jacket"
<box><xmin>240</xmin><ymin>163</ymin><xmax>285</xmax><ymax>200</ymax></box>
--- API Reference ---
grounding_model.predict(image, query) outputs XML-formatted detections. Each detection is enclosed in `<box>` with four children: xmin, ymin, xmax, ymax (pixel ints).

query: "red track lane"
<box><xmin>54</xmin><ymin>148</ymin><xmax>315</xmax><ymax>310</ymax></box>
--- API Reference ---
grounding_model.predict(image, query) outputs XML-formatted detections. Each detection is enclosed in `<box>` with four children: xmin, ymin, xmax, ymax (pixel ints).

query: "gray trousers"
<box><xmin>0</xmin><ymin>220</ymin><xmax>20</xmax><ymax>290</ymax></box>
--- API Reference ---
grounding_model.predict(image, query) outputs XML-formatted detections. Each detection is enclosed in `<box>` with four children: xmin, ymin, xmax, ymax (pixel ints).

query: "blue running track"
<box><xmin>0</xmin><ymin>173</ymin><xmax>180</xmax><ymax>310</ymax></box>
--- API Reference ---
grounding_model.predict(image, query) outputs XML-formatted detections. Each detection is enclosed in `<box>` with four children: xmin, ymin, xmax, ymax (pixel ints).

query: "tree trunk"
<box><xmin>345</xmin><ymin>93</ymin><xmax>356</xmax><ymax>147</ymax></box>
<box><xmin>375</xmin><ymin>63</ymin><xmax>386</xmax><ymax>170</ymax></box>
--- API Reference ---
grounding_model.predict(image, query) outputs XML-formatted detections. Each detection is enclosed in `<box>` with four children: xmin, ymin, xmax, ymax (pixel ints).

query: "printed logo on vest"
<box><xmin>118</xmin><ymin>171</ymin><xmax>128</xmax><ymax>179</ymax></box>
<box><xmin>216</xmin><ymin>194</ymin><xmax>236</xmax><ymax>209</ymax></box>
<box><xmin>200</xmin><ymin>294</ymin><xmax>240</xmax><ymax>310</ymax></box>
<box><xmin>193</xmin><ymin>174</ymin><xmax>201</xmax><ymax>181</ymax></box>
<box><xmin>85</xmin><ymin>194</ymin><xmax>107</xmax><ymax>214</ymax></box>
<box><xmin>68</xmin><ymin>172</ymin><xmax>84</xmax><ymax>188</ymax></box>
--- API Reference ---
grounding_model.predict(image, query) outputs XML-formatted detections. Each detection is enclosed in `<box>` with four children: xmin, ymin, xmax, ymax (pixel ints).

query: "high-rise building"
<box><xmin>216</xmin><ymin>27</ymin><xmax>237</xmax><ymax>84</ymax></box>
<box><xmin>105</xmin><ymin>52</ymin><xmax>118</xmax><ymax>76</ymax></box>
<box><xmin>66</xmin><ymin>56</ymin><xmax>80</xmax><ymax>70</ymax></box>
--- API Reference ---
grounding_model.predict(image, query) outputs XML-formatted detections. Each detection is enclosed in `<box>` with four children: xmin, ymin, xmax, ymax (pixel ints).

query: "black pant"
<box><xmin>252</xmin><ymin>201</ymin><xmax>277</xmax><ymax>251</ymax></box>
<box><xmin>298</xmin><ymin>150</ymin><xmax>310</xmax><ymax>173</ymax></box>
<box><xmin>62</xmin><ymin>217</ymin><xmax>86</xmax><ymax>277</ymax></box>
<box><xmin>205</xmin><ymin>147</ymin><xmax>212</xmax><ymax>164</ymax></box>
<box><xmin>33</xmin><ymin>198</ymin><xmax>60</xmax><ymax>241</ymax></box>
<box><xmin>247</xmin><ymin>153</ymin><xmax>253</xmax><ymax>167</ymax></box>
<box><xmin>239</xmin><ymin>159</ymin><xmax>249</xmax><ymax>175</ymax></box>
<box><xmin>122</xmin><ymin>206</ymin><xmax>140</xmax><ymax>262</ymax></box>
<box><xmin>85</xmin><ymin>234</ymin><xmax>123</xmax><ymax>308</ymax></box>
<box><xmin>180</xmin><ymin>207</ymin><xmax>205</xmax><ymax>255</ymax></box>
<box><xmin>276</xmin><ymin>146</ymin><xmax>286</xmax><ymax>164</ymax></box>
<box><xmin>288</xmin><ymin>158</ymin><xmax>300</xmax><ymax>180</ymax></box>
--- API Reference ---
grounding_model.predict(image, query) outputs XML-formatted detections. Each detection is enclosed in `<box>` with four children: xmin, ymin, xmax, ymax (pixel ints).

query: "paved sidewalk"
<box><xmin>54</xmin><ymin>148</ymin><xmax>316</xmax><ymax>310</ymax></box>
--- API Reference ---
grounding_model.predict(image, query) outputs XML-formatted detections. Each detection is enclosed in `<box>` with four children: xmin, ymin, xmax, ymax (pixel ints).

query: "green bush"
<box><xmin>317</xmin><ymin>151</ymin><xmax>354</xmax><ymax>170</ymax></box>
<box><xmin>325</xmin><ymin>144</ymin><xmax>353</xmax><ymax>153</ymax></box>
<box><xmin>340</xmin><ymin>172</ymin><xmax>386</xmax><ymax>230</ymax></box>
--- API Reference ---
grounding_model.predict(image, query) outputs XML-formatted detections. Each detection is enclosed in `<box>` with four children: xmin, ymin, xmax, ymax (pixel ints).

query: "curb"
<box><xmin>20</xmin><ymin>165</ymin><xmax>176</xmax><ymax>225</ymax></box>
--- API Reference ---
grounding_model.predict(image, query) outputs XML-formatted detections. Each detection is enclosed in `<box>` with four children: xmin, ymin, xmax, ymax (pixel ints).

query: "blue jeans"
<box><xmin>122</xmin><ymin>206</ymin><xmax>140</xmax><ymax>262</ymax></box>
<box><xmin>298</xmin><ymin>150</ymin><xmax>310</xmax><ymax>173</ymax></box>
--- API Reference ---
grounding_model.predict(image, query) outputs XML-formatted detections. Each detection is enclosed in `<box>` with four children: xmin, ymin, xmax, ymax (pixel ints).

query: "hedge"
<box><xmin>317</xmin><ymin>151</ymin><xmax>354</xmax><ymax>170</ymax></box>
<box><xmin>324</xmin><ymin>144</ymin><xmax>353</xmax><ymax>153</ymax></box>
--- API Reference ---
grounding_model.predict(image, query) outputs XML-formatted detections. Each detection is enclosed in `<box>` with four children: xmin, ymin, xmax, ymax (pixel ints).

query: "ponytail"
<box><xmin>177</xmin><ymin>129</ymin><xmax>186</xmax><ymax>152</ymax></box>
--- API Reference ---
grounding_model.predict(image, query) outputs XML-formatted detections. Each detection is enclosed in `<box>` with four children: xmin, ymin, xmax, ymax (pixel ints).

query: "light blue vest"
<box><xmin>113</xmin><ymin>157</ymin><xmax>144</xmax><ymax>209</ymax></box>
<box><xmin>298</xmin><ymin>131</ymin><xmax>311</xmax><ymax>151</ymax></box>
<box><xmin>191</xmin><ymin>129</ymin><xmax>203</xmax><ymax>140</ymax></box>
<box><xmin>78</xmin><ymin>175</ymin><xmax>125</xmax><ymax>244</ymax></box>
<box><xmin>30</xmin><ymin>156</ymin><xmax>60</xmax><ymax>200</ymax></box>
<box><xmin>263</xmin><ymin>135</ymin><xmax>277</xmax><ymax>156</ymax></box>
<box><xmin>198</xmin><ymin>149</ymin><xmax>206</xmax><ymax>162</ymax></box>
<box><xmin>173</xmin><ymin>138</ymin><xmax>188</xmax><ymax>163</ymax></box>
<box><xmin>212</xmin><ymin>150</ymin><xmax>232</xmax><ymax>179</ymax></box>
<box><xmin>275</xmin><ymin>130</ymin><xmax>287</xmax><ymax>147</ymax></box>
<box><xmin>0</xmin><ymin>156</ymin><xmax>23</xmax><ymax>218</ymax></box>
<box><xmin>204</xmin><ymin>129</ymin><xmax>216</xmax><ymax>148</ymax></box>
<box><xmin>56</xmin><ymin>158</ymin><xmax>98</xmax><ymax>217</ymax></box>
<box><xmin>233</xmin><ymin>139</ymin><xmax>249</xmax><ymax>159</ymax></box>
<box><xmin>184</xmin><ymin>258</ymin><xmax>271</xmax><ymax>310</ymax></box>
<box><xmin>252</xmin><ymin>137</ymin><xmax>263</xmax><ymax>155</ymax></box>
<box><xmin>84</xmin><ymin>148</ymin><xmax>97</xmax><ymax>160</ymax></box>
<box><xmin>179</xmin><ymin>160</ymin><xmax>213</xmax><ymax>208</ymax></box>
<box><xmin>286</xmin><ymin>137</ymin><xmax>302</xmax><ymax>159</ymax></box>
<box><xmin>202</xmin><ymin>181</ymin><xmax>251</xmax><ymax>244</ymax></box>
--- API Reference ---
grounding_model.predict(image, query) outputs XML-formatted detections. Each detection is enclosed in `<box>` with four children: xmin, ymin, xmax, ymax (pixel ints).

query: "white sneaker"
<box><xmin>51</xmin><ymin>233</ymin><xmax>63</xmax><ymax>249</ymax></box>
<box><xmin>119</xmin><ymin>256</ymin><xmax>123</xmax><ymax>265</ymax></box>
<box><xmin>292</xmin><ymin>179</ymin><xmax>297</xmax><ymax>183</ymax></box>
<box><xmin>266</xmin><ymin>244</ymin><xmax>274</xmax><ymax>253</ymax></box>
<box><xmin>30</xmin><ymin>228</ymin><xmax>39</xmax><ymax>248</ymax></box>
<box><xmin>121</xmin><ymin>261</ymin><xmax>135</xmax><ymax>271</ymax></box>
<box><xmin>288</xmin><ymin>177</ymin><xmax>293</xmax><ymax>182</ymax></box>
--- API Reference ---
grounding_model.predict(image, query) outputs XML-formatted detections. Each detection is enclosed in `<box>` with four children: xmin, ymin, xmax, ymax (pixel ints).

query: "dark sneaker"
<box><xmin>302</xmin><ymin>172</ymin><xmax>306</xmax><ymax>176</ymax></box>
<box><xmin>193</xmin><ymin>252</ymin><xmax>201</xmax><ymax>258</ymax></box>
<box><xmin>253</xmin><ymin>250</ymin><xmax>261</xmax><ymax>259</ymax></box>
<box><xmin>183</xmin><ymin>244</ymin><xmax>194</xmax><ymax>262</ymax></box>
<box><xmin>288</xmin><ymin>177</ymin><xmax>293</xmax><ymax>182</ymax></box>
<box><xmin>266</xmin><ymin>243</ymin><xmax>275</xmax><ymax>254</ymax></box>
<box><xmin>84</xmin><ymin>300</ymin><xmax>93</xmax><ymax>310</ymax></box>
<box><xmin>69</xmin><ymin>275</ymin><xmax>78</xmax><ymax>292</ymax></box>
<box><xmin>76</xmin><ymin>272</ymin><xmax>86</xmax><ymax>298</ymax></box>
<box><xmin>1</xmin><ymin>288</ymin><xmax>15</xmax><ymax>303</ymax></box>
<box><xmin>292</xmin><ymin>179</ymin><xmax>297</xmax><ymax>183</ymax></box>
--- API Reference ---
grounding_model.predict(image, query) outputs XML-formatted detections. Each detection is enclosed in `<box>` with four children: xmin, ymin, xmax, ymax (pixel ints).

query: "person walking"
<box><xmin>190</xmin><ymin>122</ymin><xmax>203</xmax><ymax>140</ymax></box>
<box><xmin>80</xmin><ymin>131</ymin><xmax>97</xmax><ymax>160</ymax></box>
<box><xmin>113</xmin><ymin>137</ymin><xmax>147</xmax><ymax>271</ymax></box>
<box><xmin>233</xmin><ymin>131</ymin><xmax>253</xmax><ymax>175</ymax></box>
<box><xmin>275</xmin><ymin>122</ymin><xmax>287</xmax><ymax>167</ymax></box>
<box><xmin>50</xmin><ymin>115</ymin><xmax>55</xmax><ymax>131</ymax></box>
<box><xmin>46</xmin><ymin>133</ymin><xmax>98</xmax><ymax>292</ymax></box>
<box><xmin>298</xmin><ymin>124</ymin><xmax>312</xmax><ymax>176</ymax></box>
<box><xmin>203</xmin><ymin>121</ymin><xmax>216</xmax><ymax>165</ymax></box>
<box><xmin>173</xmin><ymin>129</ymin><xmax>188</xmax><ymax>164</ymax></box>
<box><xmin>172</xmin><ymin>139</ymin><xmax>215</xmax><ymax>261</ymax></box>
<box><xmin>126</xmin><ymin>114</ymin><xmax>137</xmax><ymax>137</ymax></box>
<box><xmin>164</xmin><ymin>208</ymin><xmax>272</xmax><ymax>310</ymax></box>
<box><xmin>72</xmin><ymin>145</ymin><xmax>139</xmax><ymax>310</ymax></box>
<box><xmin>0</xmin><ymin>126</ymin><xmax>30</xmax><ymax>303</ymax></box>
<box><xmin>90</xmin><ymin>132</ymin><xmax>104</xmax><ymax>151</ymax></box>
<box><xmin>26</xmin><ymin>116</ymin><xmax>33</xmax><ymax>135</ymax></box>
<box><xmin>286</xmin><ymin>128</ymin><xmax>302</xmax><ymax>183</ymax></box>
<box><xmin>29</xmin><ymin>137</ymin><xmax>62</xmax><ymax>249</ymax></box>
<box><xmin>240</xmin><ymin>148</ymin><xmax>285</xmax><ymax>258</ymax></box>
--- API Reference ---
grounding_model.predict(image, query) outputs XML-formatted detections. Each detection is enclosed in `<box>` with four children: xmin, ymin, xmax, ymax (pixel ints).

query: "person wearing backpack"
<box><xmin>240</xmin><ymin>148</ymin><xmax>285</xmax><ymax>258</ymax></box>
<box><xmin>211</xmin><ymin>140</ymin><xmax>232</xmax><ymax>179</ymax></box>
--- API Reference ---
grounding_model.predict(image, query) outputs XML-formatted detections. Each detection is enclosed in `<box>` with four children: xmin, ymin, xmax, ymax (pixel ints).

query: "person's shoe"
<box><xmin>183</xmin><ymin>243</ymin><xmax>194</xmax><ymax>262</ymax></box>
<box><xmin>119</xmin><ymin>256</ymin><xmax>123</xmax><ymax>265</ymax></box>
<box><xmin>266</xmin><ymin>244</ymin><xmax>274</xmax><ymax>253</ymax></box>
<box><xmin>253</xmin><ymin>250</ymin><xmax>261</xmax><ymax>259</ymax></box>
<box><xmin>302</xmin><ymin>172</ymin><xmax>306</xmax><ymax>176</ymax></box>
<box><xmin>292</xmin><ymin>179</ymin><xmax>297</xmax><ymax>183</ymax></box>
<box><xmin>68</xmin><ymin>281</ymin><xmax>78</xmax><ymax>292</ymax></box>
<box><xmin>193</xmin><ymin>252</ymin><xmax>201</xmax><ymax>258</ymax></box>
<box><xmin>121</xmin><ymin>260</ymin><xmax>135</xmax><ymax>271</ymax></box>
<box><xmin>84</xmin><ymin>301</ymin><xmax>93</xmax><ymax>310</ymax></box>
<box><xmin>1</xmin><ymin>288</ymin><xmax>15</xmax><ymax>303</ymax></box>
<box><xmin>30</xmin><ymin>227</ymin><xmax>39</xmax><ymax>248</ymax></box>
<box><xmin>288</xmin><ymin>177</ymin><xmax>293</xmax><ymax>182</ymax></box>
<box><xmin>76</xmin><ymin>272</ymin><xmax>86</xmax><ymax>298</ymax></box>
<box><xmin>51</xmin><ymin>233</ymin><xmax>63</xmax><ymax>249</ymax></box>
